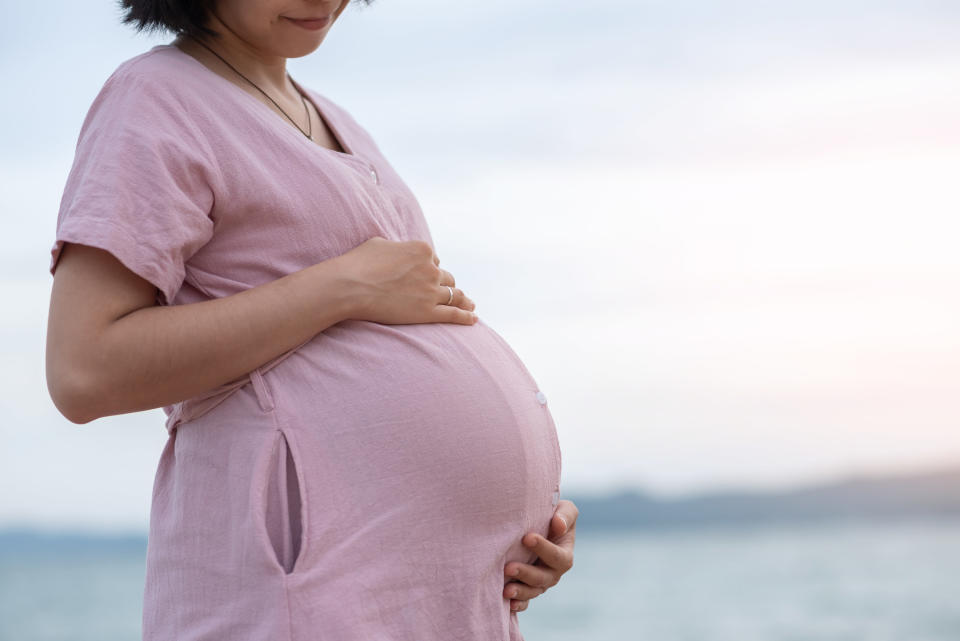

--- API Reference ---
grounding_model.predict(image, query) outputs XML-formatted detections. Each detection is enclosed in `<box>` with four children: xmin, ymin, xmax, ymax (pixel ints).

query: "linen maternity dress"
<box><xmin>49</xmin><ymin>44</ymin><xmax>562</xmax><ymax>641</ymax></box>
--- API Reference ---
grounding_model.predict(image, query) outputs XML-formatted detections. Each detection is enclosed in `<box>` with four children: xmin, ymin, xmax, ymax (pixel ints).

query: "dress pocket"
<box><xmin>263</xmin><ymin>429</ymin><xmax>305</xmax><ymax>574</ymax></box>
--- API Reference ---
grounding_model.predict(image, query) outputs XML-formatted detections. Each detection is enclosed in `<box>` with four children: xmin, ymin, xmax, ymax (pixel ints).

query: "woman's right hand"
<box><xmin>334</xmin><ymin>236</ymin><xmax>478</xmax><ymax>326</ymax></box>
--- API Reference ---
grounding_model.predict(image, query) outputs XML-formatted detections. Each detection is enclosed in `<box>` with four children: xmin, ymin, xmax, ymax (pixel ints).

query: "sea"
<box><xmin>2</xmin><ymin>519</ymin><xmax>959</xmax><ymax>641</ymax></box>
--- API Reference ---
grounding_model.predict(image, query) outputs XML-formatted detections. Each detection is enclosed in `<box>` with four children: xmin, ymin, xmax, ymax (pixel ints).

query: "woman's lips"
<box><xmin>284</xmin><ymin>15</ymin><xmax>332</xmax><ymax>30</ymax></box>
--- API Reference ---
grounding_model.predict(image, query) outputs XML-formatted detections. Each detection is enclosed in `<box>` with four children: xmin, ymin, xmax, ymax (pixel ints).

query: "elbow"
<box><xmin>46</xmin><ymin>362</ymin><xmax>103</xmax><ymax>425</ymax></box>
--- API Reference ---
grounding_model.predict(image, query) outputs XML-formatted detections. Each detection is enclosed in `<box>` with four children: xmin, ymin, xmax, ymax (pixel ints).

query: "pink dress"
<box><xmin>49</xmin><ymin>44</ymin><xmax>562</xmax><ymax>640</ymax></box>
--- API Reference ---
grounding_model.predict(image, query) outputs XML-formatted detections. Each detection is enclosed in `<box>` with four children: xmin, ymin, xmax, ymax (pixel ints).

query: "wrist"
<box><xmin>312</xmin><ymin>254</ymin><xmax>366</xmax><ymax>322</ymax></box>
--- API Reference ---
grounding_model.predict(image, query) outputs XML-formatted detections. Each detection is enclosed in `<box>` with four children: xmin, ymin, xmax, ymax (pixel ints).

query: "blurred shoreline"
<box><xmin>3</xmin><ymin>464</ymin><xmax>960</xmax><ymax>544</ymax></box>
<box><xmin>568</xmin><ymin>463</ymin><xmax>960</xmax><ymax>531</ymax></box>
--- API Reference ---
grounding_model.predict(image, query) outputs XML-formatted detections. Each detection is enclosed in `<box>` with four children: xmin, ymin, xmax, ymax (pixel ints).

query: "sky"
<box><xmin>1</xmin><ymin>0</ymin><xmax>958</xmax><ymax>531</ymax></box>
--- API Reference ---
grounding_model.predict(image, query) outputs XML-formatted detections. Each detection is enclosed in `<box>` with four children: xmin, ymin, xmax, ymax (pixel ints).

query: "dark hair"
<box><xmin>117</xmin><ymin>0</ymin><xmax>375</xmax><ymax>39</ymax></box>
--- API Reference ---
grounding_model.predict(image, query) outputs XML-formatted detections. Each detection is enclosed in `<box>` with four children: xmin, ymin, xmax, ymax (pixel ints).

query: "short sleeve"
<box><xmin>49</xmin><ymin>63</ymin><xmax>217</xmax><ymax>306</ymax></box>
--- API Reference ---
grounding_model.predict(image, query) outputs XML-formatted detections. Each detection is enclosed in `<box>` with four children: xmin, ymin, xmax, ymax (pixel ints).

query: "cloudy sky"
<box><xmin>1</xmin><ymin>0</ymin><xmax>958</xmax><ymax>531</ymax></box>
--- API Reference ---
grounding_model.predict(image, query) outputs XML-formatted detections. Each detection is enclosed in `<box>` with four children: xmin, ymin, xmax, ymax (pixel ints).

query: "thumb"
<box><xmin>551</xmin><ymin>512</ymin><xmax>568</xmax><ymax>537</ymax></box>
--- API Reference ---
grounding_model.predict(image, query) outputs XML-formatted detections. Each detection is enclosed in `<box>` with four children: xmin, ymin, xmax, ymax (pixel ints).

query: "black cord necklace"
<box><xmin>189</xmin><ymin>34</ymin><xmax>313</xmax><ymax>140</ymax></box>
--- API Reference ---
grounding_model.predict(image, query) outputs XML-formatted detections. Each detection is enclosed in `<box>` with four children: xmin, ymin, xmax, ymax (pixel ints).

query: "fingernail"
<box><xmin>559</xmin><ymin>516</ymin><xmax>568</xmax><ymax>532</ymax></box>
<box><xmin>508</xmin><ymin>567</ymin><xmax>519</xmax><ymax>576</ymax></box>
<box><xmin>510</xmin><ymin>588</ymin><xmax>519</xmax><ymax>598</ymax></box>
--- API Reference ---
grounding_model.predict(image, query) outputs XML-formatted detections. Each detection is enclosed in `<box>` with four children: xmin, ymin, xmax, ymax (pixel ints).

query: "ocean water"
<box><xmin>520</xmin><ymin>520</ymin><xmax>960</xmax><ymax>641</ymax></box>
<box><xmin>2</xmin><ymin>520</ymin><xmax>959</xmax><ymax>641</ymax></box>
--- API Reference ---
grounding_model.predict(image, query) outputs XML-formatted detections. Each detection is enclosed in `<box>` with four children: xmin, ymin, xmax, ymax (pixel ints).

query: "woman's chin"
<box><xmin>276</xmin><ymin>38</ymin><xmax>328</xmax><ymax>59</ymax></box>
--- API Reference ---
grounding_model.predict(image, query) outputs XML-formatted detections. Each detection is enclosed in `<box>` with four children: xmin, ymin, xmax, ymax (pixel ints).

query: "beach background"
<box><xmin>2</xmin><ymin>1</ymin><xmax>959</xmax><ymax>639</ymax></box>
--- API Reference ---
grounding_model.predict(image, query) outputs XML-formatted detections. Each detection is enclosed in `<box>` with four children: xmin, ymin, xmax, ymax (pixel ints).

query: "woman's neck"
<box><xmin>172</xmin><ymin>26</ymin><xmax>290</xmax><ymax>98</ymax></box>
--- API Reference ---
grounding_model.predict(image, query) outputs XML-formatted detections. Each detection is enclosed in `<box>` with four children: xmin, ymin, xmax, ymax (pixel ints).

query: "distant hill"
<box><xmin>565</xmin><ymin>465</ymin><xmax>960</xmax><ymax>531</ymax></box>
<box><xmin>3</xmin><ymin>466</ymin><xmax>960</xmax><ymax>547</ymax></box>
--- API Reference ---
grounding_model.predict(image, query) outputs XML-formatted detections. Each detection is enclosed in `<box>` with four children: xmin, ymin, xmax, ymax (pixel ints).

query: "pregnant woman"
<box><xmin>44</xmin><ymin>1</ymin><xmax>577</xmax><ymax>639</ymax></box>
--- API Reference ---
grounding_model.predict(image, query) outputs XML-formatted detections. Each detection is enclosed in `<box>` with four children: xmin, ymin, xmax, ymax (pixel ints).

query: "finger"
<box><xmin>437</xmin><ymin>268</ymin><xmax>456</xmax><ymax>288</ymax></box>
<box><xmin>503</xmin><ymin>580</ymin><xmax>546</xmax><ymax>602</ymax></box>
<box><xmin>436</xmin><ymin>285</ymin><xmax>475</xmax><ymax>311</ymax></box>
<box><xmin>432</xmin><ymin>304</ymin><xmax>478</xmax><ymax>325</ymax></box>
<box><xmin>504</xmin><ymin>560</ymin><xmax>560</xmax><ymax>589</ymax></box>
<box><xmin>549</xmin><ymin>513</ymin><xmax>566</xmax><ymax>539</ymax></box>
<box><xmin>522</xmin><ymin>532</ymin><xmax>574</xmax><ymax>573</ymax></box>
<box><xmin>510</xmin><ymin>599</ymin><xmax>529</xmax><ymax>612</ymax></box>
<box><xmin>549</xmin><ymin>499</ymin><xmax>580</xmax><ymax>538</ymax></box>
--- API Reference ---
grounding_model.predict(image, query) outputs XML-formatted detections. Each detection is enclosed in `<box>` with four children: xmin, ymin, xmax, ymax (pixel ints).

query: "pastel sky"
<box><xmin>1</xmin><ymin>0</ymin><xmax>958</xmax><ymax>531</ymax></box>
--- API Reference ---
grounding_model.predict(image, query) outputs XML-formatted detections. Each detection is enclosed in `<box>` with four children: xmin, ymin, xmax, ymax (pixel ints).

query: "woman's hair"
<box><xmin>117</xmin><ymin>0</ymin><xmax>375</xmax><ymax>39</ymax></box>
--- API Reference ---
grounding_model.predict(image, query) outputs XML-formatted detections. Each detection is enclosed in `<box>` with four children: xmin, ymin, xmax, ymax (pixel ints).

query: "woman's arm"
<box><xmin>46</xmin><ymin>242</ymin><xmax>353</xmax><ymax>424</ymax></box>
<box><xmin>46</xmin><ymin>237</ymin><xmax>476</xmax><ymax>424</ymax></box>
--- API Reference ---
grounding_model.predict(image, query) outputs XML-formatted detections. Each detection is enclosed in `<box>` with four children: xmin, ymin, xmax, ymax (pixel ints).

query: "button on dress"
<box><xmin>48</xmin><ymin>44</ymin><xmax>562</xmax><ymax>641</ymax></box>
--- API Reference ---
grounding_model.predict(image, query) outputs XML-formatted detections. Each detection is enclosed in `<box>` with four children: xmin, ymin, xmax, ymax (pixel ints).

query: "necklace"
<box><xmin>188</xmin><ymin>35</ymin><xmax>313</xmax><ymax>140</ymax></box>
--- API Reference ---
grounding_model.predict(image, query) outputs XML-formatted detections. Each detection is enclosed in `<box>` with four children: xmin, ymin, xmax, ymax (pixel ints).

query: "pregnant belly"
<box><xmin>160</xmin><ymin>316</ymin><xmax>561</xmax><ymax>638</ymax></box>
<box><xmin>267</xmin><ymin>317</ymin><xmax>561</xmax><ymax>584</ymax></box>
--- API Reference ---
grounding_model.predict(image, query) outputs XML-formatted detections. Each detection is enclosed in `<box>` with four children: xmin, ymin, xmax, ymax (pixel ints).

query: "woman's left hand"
<box><xmin>503</xmin><ymin>499</ymin><xmax>578</xmax><ymax>612</ymax></box>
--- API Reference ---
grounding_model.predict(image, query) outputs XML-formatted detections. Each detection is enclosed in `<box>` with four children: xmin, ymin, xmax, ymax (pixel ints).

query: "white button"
<box><xmin>551</xmin><ymin>491</ymin><xmax>560</xmax><ymax>506</ymax></box>
<box><xmin>535</xmin><ymin>391</ymin><xmax>547</xmax><ymax>405</ymax></box>
<box><xmin>369</xmin><ymin>168</ymin><xmax>377</xmax><ymax>181</ymax></box>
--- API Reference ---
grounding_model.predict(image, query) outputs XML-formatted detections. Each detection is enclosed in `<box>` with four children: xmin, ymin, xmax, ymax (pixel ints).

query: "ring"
<box><xmin>445</xmin><ymin>286</ymin><xmax>454</xmax><ymax>305</ymax></box>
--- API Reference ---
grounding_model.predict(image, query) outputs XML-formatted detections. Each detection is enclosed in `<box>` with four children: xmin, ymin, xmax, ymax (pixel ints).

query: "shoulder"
<box><xmin>77</xmin><ymin>45</ymin><xmax>213</xmax><ymax>148</ymax></box>
<box><xmin>109</xmin><ymin>45</ymin><xmax>178</xmax><ymax>81</ymax></box>
<box><xmin>95</xmin><ymin>45</ymin><xmax>203</xmax><ymax>109</ymax></box>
